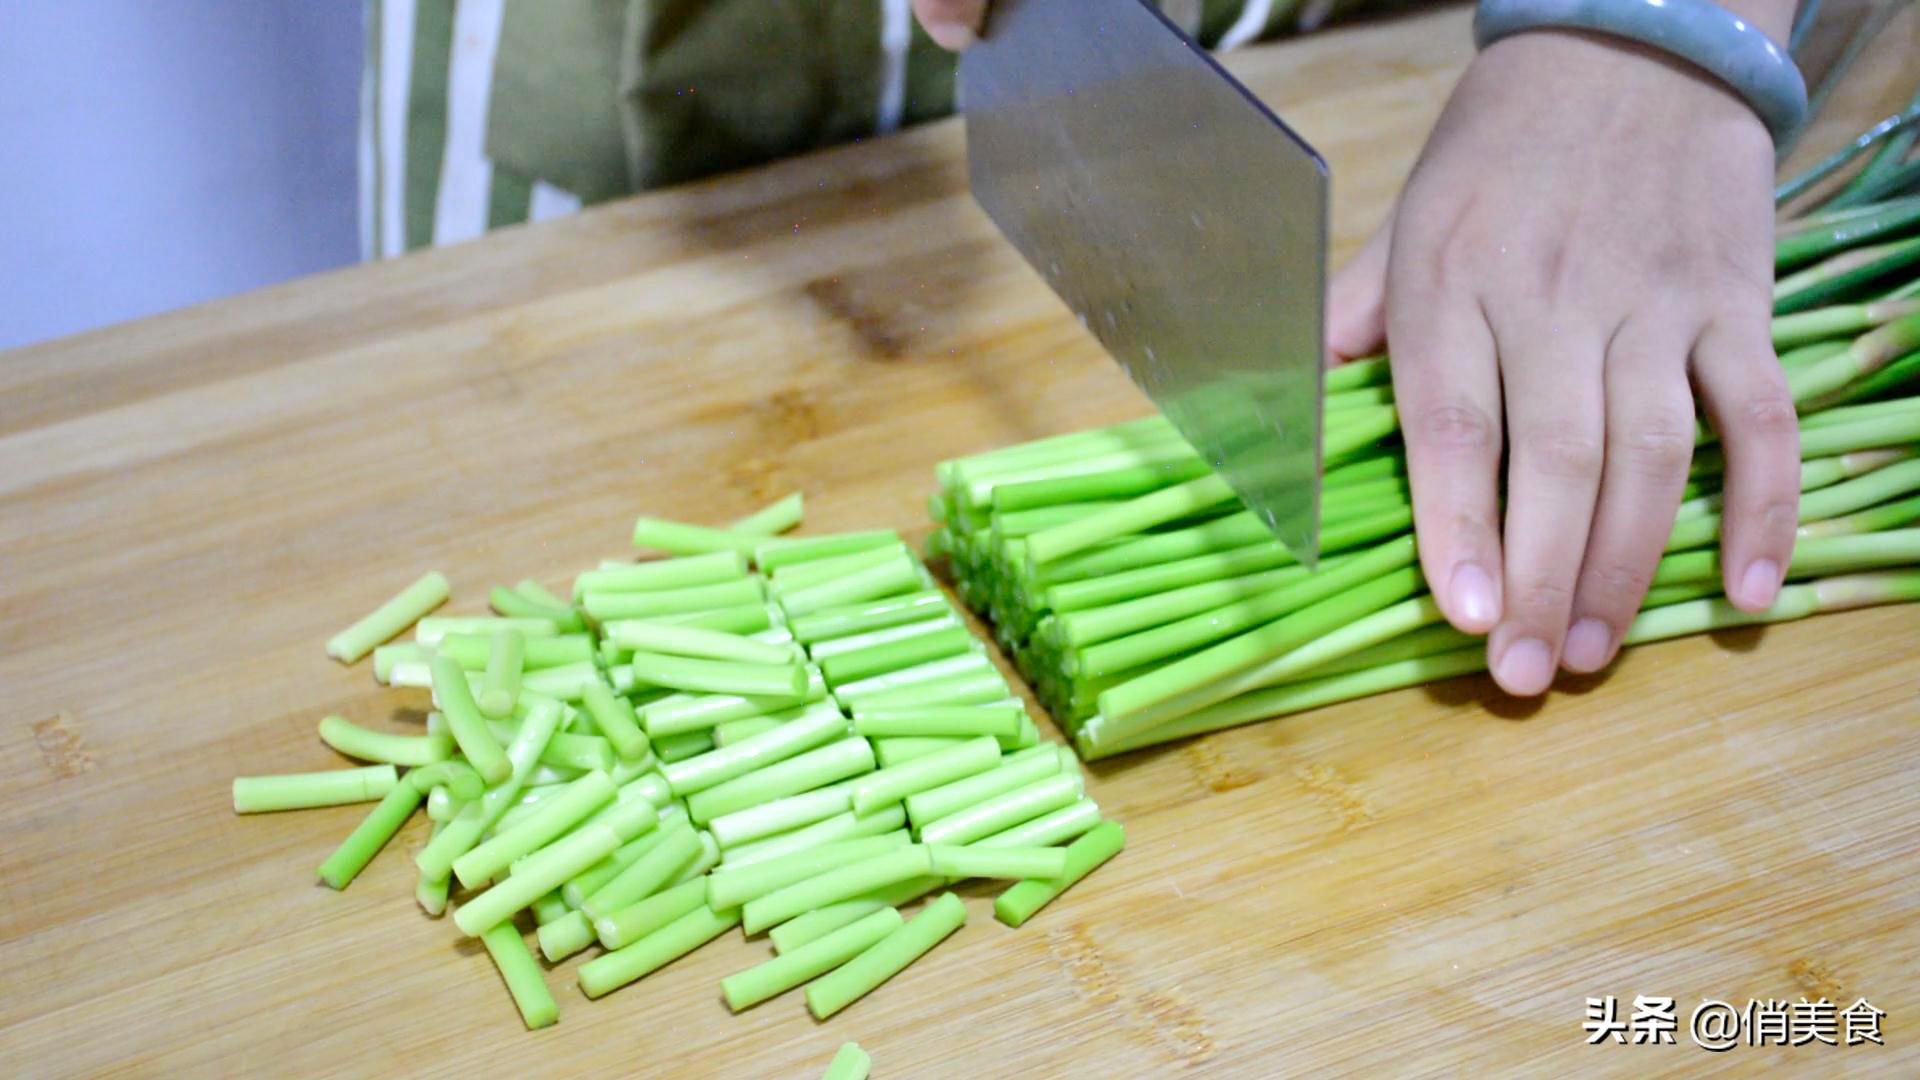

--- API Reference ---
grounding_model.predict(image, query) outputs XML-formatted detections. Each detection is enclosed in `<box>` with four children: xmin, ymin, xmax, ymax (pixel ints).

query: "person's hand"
<box><xmin>1328</xmin><ymin>30</ymin><xmax>1799</xmax><ymax>695</ymax></box>
<box><xmin>913</xmin><ymin>0</ymin><xmax>987</xmax><ymax>50</ymax></box>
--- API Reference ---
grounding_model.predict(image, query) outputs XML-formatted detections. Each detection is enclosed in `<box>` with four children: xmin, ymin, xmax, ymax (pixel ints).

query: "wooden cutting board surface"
<box><xmin>2</xmin><ymin>5</ymin><xmax>1916</xmax><ymax>1076</ymax></box>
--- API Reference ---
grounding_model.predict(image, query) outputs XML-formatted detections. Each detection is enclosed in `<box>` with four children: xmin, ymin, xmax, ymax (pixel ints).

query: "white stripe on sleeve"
<box><xmin>876</xmin><ymin>0</ymin><xmax>911</xmax><ymax>135</ymax></box>
<box><xmin>1217</xmin><ymin>0</ymin><xmax>1276</xmax><ymax>51</ymax></box>
<box><xmin>378</xmin><ymin>0</ymin><xmax>417</xmax><ymax>258</ymax></box>
<box><xmin>529</xmin><ymin>181</ymin><xmax>583</xmax><ymax>223</ymax></box>
<box><xmin>432</xmin><ymin>0</ymin><xmax>506</xmax><ymax>246</ymax></box>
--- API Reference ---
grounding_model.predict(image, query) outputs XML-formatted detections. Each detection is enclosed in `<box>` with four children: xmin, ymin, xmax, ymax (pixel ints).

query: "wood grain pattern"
<box><xmin>3</xmin><ymin>6</ymin><xmax>1917</xmax><ymax>1076</ymax></box>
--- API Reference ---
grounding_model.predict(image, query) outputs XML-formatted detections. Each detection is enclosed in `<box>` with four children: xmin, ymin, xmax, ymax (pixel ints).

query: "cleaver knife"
<box><xmin>961</xmin><ymin>0</ymin><xmax>1329</xmax><ymax>564</ymax></box>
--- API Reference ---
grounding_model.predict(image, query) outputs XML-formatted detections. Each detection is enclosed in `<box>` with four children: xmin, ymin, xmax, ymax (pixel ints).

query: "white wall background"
<box><xmin>0</xmin><ymin>2</ymin><xmax>364</xmax><ymax>351</ymax></box>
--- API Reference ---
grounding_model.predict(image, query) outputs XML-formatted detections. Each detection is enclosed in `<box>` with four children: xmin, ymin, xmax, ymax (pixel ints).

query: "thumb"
<box><xmin>1326</xmin><ymin>214</ymin><xmax>1393</xmax><ymax>365</ymax></box>
<box><xmin>913</xmin><ymin>0</ymin><xmax>988</xmax><ymax>50</ymax></box>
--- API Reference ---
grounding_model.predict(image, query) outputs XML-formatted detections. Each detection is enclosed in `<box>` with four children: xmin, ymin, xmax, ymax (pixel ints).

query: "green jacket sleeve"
<box><xmin>373</xmin><ymin>0</ymin><xmax>1420</xmax><ymax>256</ymax></box>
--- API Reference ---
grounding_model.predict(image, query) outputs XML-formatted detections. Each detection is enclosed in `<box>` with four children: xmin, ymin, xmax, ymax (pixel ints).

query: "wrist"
<box><xmin>1474</xmin><ymin>0</ymin><xmax>1807</xmax><ymax>144</ymax></box>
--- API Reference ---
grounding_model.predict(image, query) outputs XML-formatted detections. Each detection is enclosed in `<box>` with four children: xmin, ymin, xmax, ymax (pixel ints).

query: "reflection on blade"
<box><xmin>962</xmin><ymin>0</ymin><xmax>1326</xmax><ymax>564</ymax></box>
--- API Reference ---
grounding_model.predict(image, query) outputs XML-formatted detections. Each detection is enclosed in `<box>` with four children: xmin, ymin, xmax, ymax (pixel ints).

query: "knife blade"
<box><xmin>961</xmin><ymin>0</ymin><xmax>1328</xmax><ymax>565</ymax></box>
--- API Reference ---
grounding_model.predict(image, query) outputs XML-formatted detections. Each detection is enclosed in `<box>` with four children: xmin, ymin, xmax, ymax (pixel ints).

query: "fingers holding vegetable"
<box><xmin>1373</xmin><ymin>30</ymin><xmax>1790</xmax><ymax>695</ymax></box>
<box><xmin>1486</xmin><ymin>317</ymin><xmax>1608</xmax><ymax>695</ymax></box>
<box><xmin>1562</xmin><ymin>321</ymin><xmax>1698</xmax><ymax>673</ymax></box>
<box><xmin>1326</xmin><ymin>210</ymin><xmax>1394</xmax><ymax>364</ymax></box>
<box><xmin>1381</xmin><ymin>264</ymin><xmax>1506</xmax><ymax>639</ymax></box>
<box><xmin>1693</xmin><ymin>318</ymin><xmax>1802</xmax><ymax>610</ymax></box>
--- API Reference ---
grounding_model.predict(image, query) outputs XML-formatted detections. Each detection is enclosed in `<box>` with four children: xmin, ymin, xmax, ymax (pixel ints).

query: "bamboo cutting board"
<box><xmin>2</xmin><ymin>5</ymin><xmax>1917</xmax><ymax>1077</ymax></box>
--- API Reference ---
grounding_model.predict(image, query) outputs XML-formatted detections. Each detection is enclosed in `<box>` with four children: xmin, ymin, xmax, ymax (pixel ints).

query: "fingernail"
<box><xmin>1495</xmin><ymin>637</ymin><xmax>1554</xmax><ymax>696</ymax></box>
<box><xmin>1562</xmin><ymin>618</ymin><xmax>1614</xmax><ymax>673</ymax></box>
<box><xmin>1449</xmin><ymin>563</ymin><xmax>1498</xmax><ymax>628</ymax></box>
<box><xmin>1739</xmin><ymin>559</ymin><xmax>1782</xmax><ymax>609</ymax></box>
